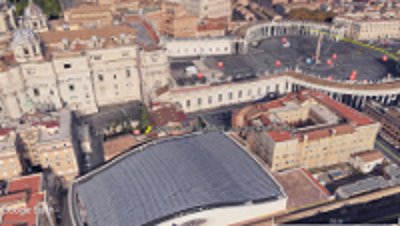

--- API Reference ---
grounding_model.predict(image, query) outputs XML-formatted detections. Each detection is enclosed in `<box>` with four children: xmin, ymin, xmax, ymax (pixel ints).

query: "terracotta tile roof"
<box><xmin>259</xmin><ymin>114</ymin><xmax>271</xmax><ymax>125</ymax></box>
<box><xmin>240</xmin><ymin>90</ymin><xmax>374</xmax><ymax>143</ymax></box>
<box><xmin>64</xmin><ymin>3</ymin><xmax>111</xmax><ymax>13</ymax></box>
<box><xmin>104</xmin><ymin>135</ymin><xmax>138</xmax><ymax>161</ymax></box>
<box><xmin>351</xmin><ymin>150</ymin><xmax>384</xmax><ymax>163</ymax></box>
<box><xmin>267</xmin><ymin>130</ymin><xmax>292</xmax><ymax>142</ymax></box>
<box><xmin>0</xmin><ymin>192</ymin><xmax>25</xmax><ymax>204</ymax></box>
<box><xmin>297</xmin><ymin>129</ymin><xmax>328</xmax><ymax>141</ymax></box>
<box><xmin>309</xmin><ymin>91</ymin><xmax>374</xmax><ymax>126</ymax></box>
<box><xmin>142</xmin><ymin>20</ymin><xmax>159</xmax><ymax>43</ymax></box>
<box><xmin>272</xmin><ymin>168</ymin><xmax>330</xmax><ymax>210</ymax></box>
<box><xmin>334</xmin><ymin>124</ymin><xmax>355</xmax><ymax>135</ymax></box>
<box><xmin>39</xmin><ymin>25</ymin><xmax>136</xmax><ymax>44</ymax></box>
<box><xmin>0</xmin><ymin>174</ymin><xmax>44</xmax><ymax>226</ymax></box>
<box><xmin>32</xmin><ymin>120</ymin><xmax>59</xmax><ymax>129</ymax></box>
<box><xmin>296</xmin><ymin>123</ymin><xmax>355</xmax><ymax>142</ymax></box>
<box><xmin>150</xmin><ymin>105</ymin><xmax>186</xmax><ymax>128</ymax></box>
<box><xmin>197</xmin><ymin>21</ymin><xmax>226</xmax><ymax>31</ymax></box>
<box><xmin>0</xmin><ymin>128</ymin><xmax>13</xmax><ymax>136</ymax></box>
<box><xmin>8</xmin><ymin>174</ymin><xmax>41</xmax><ymax>194</ymax></box>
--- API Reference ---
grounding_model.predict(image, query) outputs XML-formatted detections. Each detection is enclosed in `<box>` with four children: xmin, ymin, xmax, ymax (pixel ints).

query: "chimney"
<box><xmin>303</xmin><ymin>134</ymin><xmax>308</xmax><ymax>142</ymax></box>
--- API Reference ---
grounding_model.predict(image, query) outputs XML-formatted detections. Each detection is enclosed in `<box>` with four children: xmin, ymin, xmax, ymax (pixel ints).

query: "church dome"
<box><xmin>24</xmin><ymin>0</ymin><xmax>44</xmax><ymax>18</ymax></box>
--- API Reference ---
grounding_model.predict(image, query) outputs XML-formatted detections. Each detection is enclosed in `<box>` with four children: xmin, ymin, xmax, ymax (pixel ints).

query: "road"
<box><xmin>289</xmin><ymin>193</ymin><xmax>400</xmax><ymax>224</ymax></box>
<box><xmin>375</xmin><ymin>137</ymin><xmax>400</xmax><ymax>165</ymax></box>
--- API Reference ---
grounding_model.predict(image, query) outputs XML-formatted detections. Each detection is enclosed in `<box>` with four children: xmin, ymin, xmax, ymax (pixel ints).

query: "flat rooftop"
<box><xmin>74</xmin><ymin>132</ymin><xmax>284</xmax><ymax>226</ymax></box>
<box><xmin>273</xmin><ymin>168</ymin><xmax>331</xmax><ymax>210</ymax></box>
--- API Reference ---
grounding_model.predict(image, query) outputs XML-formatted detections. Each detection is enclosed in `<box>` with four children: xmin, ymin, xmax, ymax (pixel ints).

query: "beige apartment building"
<box><xmin>180</xmin><ymin>0</ymin><xmax>231</xmax><ymax>20</ymax></box>
<box><xmin>334</xmin><ymin>15</ymin><xmax>400</xmax><ymax>40</ymax></box>
<box><xmin>18</xmin><ymin>110</ymin><xmax>80</xmax><ymax>184</ymax></box>
<box><xmin>147</xmin><ymin>1</ymin><xmax>226</xmax><ymax>38</ymax></box>
<box><xmin>233</xmin><ymin>90</ymin><xmax>380</xmax><ymax>171</ymax></box>
<box><xmin>63</xmin><ymin>4</ymin><xmax>114</xmax><ymax>28</ymax></box>
<box><xmin>0</xmin><ymin>128</ymin><xmax>23</xmax><ymax>181</ymax></box>
<box><xmin>158</xmin><ymin>1</ymin><xmax>198</xmax><ymax>38</ymax></box>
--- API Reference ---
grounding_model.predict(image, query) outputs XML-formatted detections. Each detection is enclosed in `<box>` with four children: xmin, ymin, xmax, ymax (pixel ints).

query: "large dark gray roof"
<box><xmin>74</xmin><ymin>132</ymin><xmax>283</xmax><ymax>226</ymax></box>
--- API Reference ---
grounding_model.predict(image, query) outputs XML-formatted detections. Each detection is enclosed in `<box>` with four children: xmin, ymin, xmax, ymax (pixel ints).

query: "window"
<box><xmin>122</xmin><ymin>51</ymin><xmax>129</xmax><ymax>57</ymax></box>
<box><xmin>228</xmin><ymin>92</ymin><xmax>233</xmax><ymax>100</ymax></box>
<box><xmin>186</xmin><ymin>100</ymin><xmax>191</xmax><ymax>108</ymax></box>
<box><xmin>126</xmin><ymin>69</ymin><xmax>131</xmax><ymax>77</ymax></box>
<box><xmin>198</xmin><ymin>98</ymin><xmax>202</xmax><ymax>106</ymax></box>
<box><xmin>238</xmin><ymin>90</ymin><xmax>243</xmax><ymax>98</ymax></box>
<box><xmin>33</xmin><ymin>88</ymin><xmax>40</xmax><ymax>96</ymax></box>
<box><xmin>208</xmin><ymin>96</ymin><xmax>212</xmax><ymax>104</ymax></box>
<box><xmin>26</xmin><ymin>68</ymin><xmax>35</xmax><ymax>75</ymax></box>
<box><xmin>218</xmin><ymin>94</ymin><xmax>223</xmax><ymax>102</ymax></box>
<box><xmin>248</xmin><ymin>89</ymin><xmax>252</xmax><ymax>96</ymax></box>
<box><xmin>113</xmin><ymin>74</ymin><xmax>117</xmax><ymax>80</ymax></box>
<box><xmin>49</xmin><ymin>90</ymin><xmax>54</xmax><ymax>95</ymax></box>
<box><xmin>98</xmin><ymin>74</ymin><xmax>104</xmax><ymax>81</ymax></box>
<box><xmin>93</xmin><ymin>55</ymin><xmax>102</xmax><ymax>60</ymax></box>
<box><xmin>69</xmin><ymin>85</ymin><xmax>75</xmax><ymax>91</ymax></box>
<box><xmin>64</xmin><ymin>63</ymin><xmax>71</xmax><ymax>69</ymax></box>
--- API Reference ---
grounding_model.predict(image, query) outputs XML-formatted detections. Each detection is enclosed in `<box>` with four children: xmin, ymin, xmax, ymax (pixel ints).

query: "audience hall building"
<box><xmin>70</xmin><ymin>132</ymin><xmax>287</xmax><ymax>226</ymax></box>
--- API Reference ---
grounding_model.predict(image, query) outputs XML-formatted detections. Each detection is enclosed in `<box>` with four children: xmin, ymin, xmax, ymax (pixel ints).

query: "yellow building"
<box><xmin>146</xmin><ymin>1</ymin><xmax>227</xmax><ymax>38</ymax></box>
<box><xmin>0</xmin><ymin>128</ymin><xmax>23</xmax><ymax>180</ymax></box>
<box><xmin>147</xmin><ymin>1</ymin><xmax>198</xmax><ymax>38</ymax></box>
<box><xmin>233</xmin><ymin>90</ymin><xmax>380</xmax><ymax>171</ymax></box>
<box><xmin>334</xmin><ymin>15</ymin><xmax>400</xmax><ymax>40</ymax></box>
<box><xmin>19</xmin><ymin>110</ymin><xmax>80</xmax><ymax>185</ymax></box>
<box><xmin>63</xmin><ymin>4</ymin><xmax>114</xmax><ymax>28</ymax></box>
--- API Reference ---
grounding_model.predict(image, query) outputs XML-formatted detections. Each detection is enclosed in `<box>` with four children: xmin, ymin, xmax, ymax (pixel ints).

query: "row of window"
<box><xmin>184</xmin><ymin>85</ymin><xmax>280</xmax><ymax>108</ymax></box>
<box><xmin>98</xmin><ymin>69</ymin><xmax>132</xmax><ymax>81</ymax></box>
<box><xmin>172</xmin><ymin>46</ymin><xmax>230</xmax><ymax>54</ymax></box>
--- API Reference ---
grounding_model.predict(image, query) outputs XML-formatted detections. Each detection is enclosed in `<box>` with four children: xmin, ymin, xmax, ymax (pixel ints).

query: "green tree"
<box><xmin>13</xmin><ymin>0</ymin><xmax>61</xmax><ymax>19</ymax></box>
<box><xmin>288</xmin><ymin>8</ymin><xmax>335</xmax><ymax>23</ymax></box>
<box><xmin>14</xmin><ymin>0</ymin><xmax>28</xmax><ymax>16</ymax></box>
<box><xmin>139</xmin><ymin>105</ymin><xmax>150</xmax><ymax>132</ymax></box>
